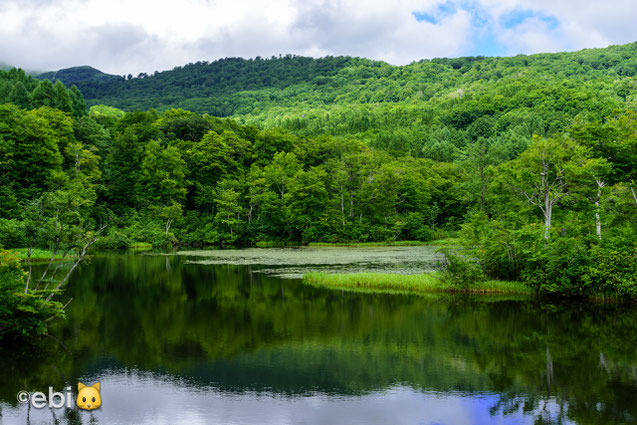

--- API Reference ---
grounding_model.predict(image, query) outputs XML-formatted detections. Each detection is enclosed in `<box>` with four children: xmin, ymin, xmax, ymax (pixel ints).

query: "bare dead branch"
<box><xmin>24</xmin><ymin>245</ymin><xmax>32</xmax><ymax>294</ymax></box>
<box><xmin>45</xmin><ymin>224</ymin><xmax>106</xmax><ymax>302</ymax></box>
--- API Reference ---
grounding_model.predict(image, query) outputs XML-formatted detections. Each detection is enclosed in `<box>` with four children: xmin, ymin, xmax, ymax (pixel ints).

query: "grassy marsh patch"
<box><xmin>130</xmin><ymin>242</ymin><xmax>153</xmax><ymax>250</ymax></box>
<box><xmin>303</xmin><ymin>272</ymin><xmax>533</xmax><ymax>296</ymax></box>
<box><xmin>11</xmin><ymin>248</ymin><xmax>76</xmax><ymax>263</ymax></box>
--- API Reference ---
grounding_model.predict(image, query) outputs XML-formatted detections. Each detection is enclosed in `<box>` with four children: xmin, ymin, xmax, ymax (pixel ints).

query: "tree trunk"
<box><xmin>340</xmin><ymin>185</ymin><xmax>345</xmax><ymax>228</ymax></box>
<box><xmin>542</xmin><ymin>165</ymin><xmax>551</xmax><ymax>239</ymax></box>
<box><xmin>24</xmin><ymin>245</ymin><xmax>32</xmax><ymax>294</ymax></box>
<box><xmin>544</xmin><ymin>190</ymin><xmax>552</xmax><ymax>240</ymax></box>
<box><xmin>479</xmin><ymin>167</ymin><xmax>486</xmax><ymax>211</ymax></box>
<box><xmin>546</xmin><ymin>346</ymin><xmax>554</xmax><ymax>395</ymax></box>
<box><xmin>544</xmin><ymin>208</ymin><xmax>552</xmax><ymax>240</ymax></box>
<box><xmin>595</xmin><ymin>207</ymin><xmax>601</xmax><ymax>240</ymax></box>
<box><xmin>593</xmin><ymin>177</ymin><xmax>605</xmax><ymax>240</ymax></box>
<box><xmin>45</xmin><ymin>247</ymin><xmax>74</xmax><ymax>290</ymax></box>
<box><xmin>595</xmin><ymin>191</ymin><xmax>601</xmax><ymax>240</ymax></box>
<box><xmin>36</xmin><ymin>240</ymin><xmax>60</xmax><ymax>290</ymax></box>
<box><xmin>46</xmin><ymin>225</ymin><xmax>105</xmax><ymax>301</ymax></box>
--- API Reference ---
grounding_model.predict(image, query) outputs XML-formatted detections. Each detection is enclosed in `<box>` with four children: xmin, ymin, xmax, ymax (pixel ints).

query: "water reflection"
<box><xmin>0</xmin><ymin>253</ymin><xmax>635</xmax><ymax>425</ymax></box>
<box><xmin>0</xmin><ymin>373</ymin><xmax>570</xmax><ymax>425</ymax></box>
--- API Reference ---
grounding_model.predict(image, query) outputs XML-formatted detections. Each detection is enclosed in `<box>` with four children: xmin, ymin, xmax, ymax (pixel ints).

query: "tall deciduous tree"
<box><xmin>139</xmin><ymin>140</ymin><xmax>188</xmax><ymax>233</ymax></box>
<box><xmin>459</xmin><ymin>137</ymin><xmax>505</xmax><ymax>211</ymax></box>
<box><xmin>503</xmin><ymin>135</ymin><xmax>587</xmax><ymax>239</ymax></box>
<box><xmin>214</xmin><ymin>179</ymin><xmax>243</xmax><ymax>244</ymax></box>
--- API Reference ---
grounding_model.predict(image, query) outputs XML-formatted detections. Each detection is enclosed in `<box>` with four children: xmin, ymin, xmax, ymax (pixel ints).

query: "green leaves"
<box><xmin>139</xmin><ymin>140</ymin><xmax>188</xmax><ymax>207</ymax></box>
<box><xmin>0</xmin><ymin>249</ymin><xmax>66</xmax><ymax>339</ymax></box>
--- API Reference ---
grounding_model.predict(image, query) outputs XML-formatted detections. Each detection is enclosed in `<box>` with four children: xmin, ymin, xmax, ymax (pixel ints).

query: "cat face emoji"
<box><xmin>77</xmin><ymin>382</ymin><xmax>101</xmax><ymax>410</ymax></box>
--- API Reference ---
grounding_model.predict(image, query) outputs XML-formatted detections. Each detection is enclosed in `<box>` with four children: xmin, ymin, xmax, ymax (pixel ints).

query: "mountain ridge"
<box><xmin>26</xmin><ymin>41</ymin><xmax>637</xmax><ymax>156</ymax></box>
<box><xmin>37</xmin><ymin>65</ymin><xmax>123</xmax><ymax>85</ymax></box>
<box><xmin>34</xmin><ymin>42</ymin><xmax>637</xmax><ymax>116</ymax></box>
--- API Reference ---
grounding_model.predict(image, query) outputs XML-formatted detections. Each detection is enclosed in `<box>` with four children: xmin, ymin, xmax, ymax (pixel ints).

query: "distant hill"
<box><xmin>46</xmin><ymin>43</ymin><xmax>637</xmax><ymax>114</ymax></box>
<box><xmin>47</xmin><ymin>56</ymin><xmax>363</xmax><ymax>113</ymax></box>
<box><xmin>36</xmin><ymin>42</ymin><xmax>637</xmax><ymax>155</ymax></box>
<box><xmin>37</xmin><ymin>66</ymin><xmax>123</xmax><ymax>85</ymax></box>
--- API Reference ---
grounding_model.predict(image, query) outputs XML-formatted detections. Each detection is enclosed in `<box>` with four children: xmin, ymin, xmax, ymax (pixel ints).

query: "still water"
<box><xmin>0</xmin><ymin>249</ymin><xmax>635</xmax><ymax>425</ymax></box>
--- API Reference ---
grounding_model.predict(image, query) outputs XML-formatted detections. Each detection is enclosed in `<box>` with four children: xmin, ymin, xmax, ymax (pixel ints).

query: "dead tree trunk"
<box><xmin>45</xmin><ymin>225</ymin><xmax>106</xmax><ymax>302</ymax></box>
<box><xmin>516</xmin><ymin>153</ymin><xmax>569</xmax><ymax>240</ymax></box>
<box><xmin>593</xmin><ymin>177</ymin><xmax>605</xmax><ymax>240</ymax></box>
<box><xmin>24</xmin><ymin>245</ymin><xmax>33</xmax><ymax>294</ymax></box>
<box><xmin>340</xmin><ymin>184</ymin><xmax>345</xmax><ymax>228</ymax></box>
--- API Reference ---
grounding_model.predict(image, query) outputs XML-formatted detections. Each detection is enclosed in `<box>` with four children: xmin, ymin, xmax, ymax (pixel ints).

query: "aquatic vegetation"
<box><xmin>302</xmin><ymin>272</ymin><xmax>532</xmax><ymax>295</ymax></box>
<box><xmin>308</xmin><ymin>241</ymin><xmax>431</xmax><ymax>247</ymax></box>
<box><xmin>175</xmin><ymin>246</ymin><xmax>444</xmax><ymax>278</ymax></box>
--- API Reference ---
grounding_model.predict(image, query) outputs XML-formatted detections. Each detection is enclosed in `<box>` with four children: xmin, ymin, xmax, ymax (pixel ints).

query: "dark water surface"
<box><xmin>0</xmin><ymin>251</ymin><xmax>635</xmax><ymax>425</ymax></box>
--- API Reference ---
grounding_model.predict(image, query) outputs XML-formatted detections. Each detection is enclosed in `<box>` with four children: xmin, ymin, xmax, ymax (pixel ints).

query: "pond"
<box><xmin>0</xmin><ymin>248</ymin><xmax>635</xmax><ymax>425</ymax></box>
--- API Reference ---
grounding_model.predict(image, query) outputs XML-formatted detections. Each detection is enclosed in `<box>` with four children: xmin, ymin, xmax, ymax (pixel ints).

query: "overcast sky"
<box><xmin>1</xmin><ymin>0</ymin><xmax>636</xmax><ymax>75</ymax></box>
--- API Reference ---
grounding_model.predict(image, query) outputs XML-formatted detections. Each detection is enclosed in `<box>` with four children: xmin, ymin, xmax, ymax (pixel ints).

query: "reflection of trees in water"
<box><xmin>488</xmin><ymin>393</ymin><xmax>567</xmax><ymax>425</ymax></box>
<box><xmin>464</xmin><ymin>299</ymin><xmax>637</xmax><ymax>424</ymax></box>
<box><xmin>1</xmin><ymin>254</ymin><xmax>636</xmax><ymax>424</ymax></box>
<box><xmin>20</xmin><ymin>403</ymin><xmax>88</xmax><ymax>425</ymax></box>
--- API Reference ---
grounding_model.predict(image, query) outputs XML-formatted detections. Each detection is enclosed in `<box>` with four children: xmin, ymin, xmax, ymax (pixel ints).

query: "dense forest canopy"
<box><xmin>38</xmin><ymin>43</ymin><xmax>637</xmax><ymax>158</ymax></box>
<box><xmin>0</xmin><ymin>68</ymin><xmax>86</xmax><ymax>116</ymax></box>
<box><xmin>0</xmin><ymin>40</ymin><xmax>635</xmax><ymax>337</ymax></box>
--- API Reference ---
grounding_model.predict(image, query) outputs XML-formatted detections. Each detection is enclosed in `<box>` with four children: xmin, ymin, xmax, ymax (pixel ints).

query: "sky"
<box><xmin>1</xmin><ymin>0</ymin><xmax>637</xmax><ymax>75</ymax></box>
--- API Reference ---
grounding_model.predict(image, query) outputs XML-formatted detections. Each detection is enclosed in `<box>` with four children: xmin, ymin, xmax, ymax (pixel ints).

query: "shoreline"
<box><xmin>10</xmin><ymin>248</ymin><xmax>76</xmax><ymax>263</ymax></box>
<box><xmin>307</xmin><ymin>239</ymin><xmax>458</xmax><ymax>248</ymax></box>
<box><xmin>302</xmin><ymin>272</ymin><xmax>635</xmax><ymax>302</ymax></box>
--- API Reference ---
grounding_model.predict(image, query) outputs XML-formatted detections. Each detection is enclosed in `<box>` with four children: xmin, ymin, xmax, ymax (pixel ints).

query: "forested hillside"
<box><xmin>0</xmin><ymin>68</ymin><xmax>86</xmax><ymax>115</ymax></box>
<box><xmin>38</xmin><ymin>66</ymin><xmax>123</xmax><ymax>86</ymax></box>
<box><xmin>42</xmin><ymin>43</ymin><xmax>637</xmax><ymax>157</ymax></box>
<box><xmin>0</xmin><ymin>42</ymin><xmax>635</xmax><ymax>301</ymax></box>
<box><xmin>41</xmin><ymin>56</ymin><xmax>362</xmax><ymax>113</ymax></box>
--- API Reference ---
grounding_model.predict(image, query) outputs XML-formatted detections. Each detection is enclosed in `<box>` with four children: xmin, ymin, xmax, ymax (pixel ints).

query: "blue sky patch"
<box><xmin>413</xmin><ymin>1</ymin><xmax>508</xmax><ymax>57</ymax></box>
<box><xmin>472</xmin><ymin>31</ymin><xmax>507</xmax><ymax>57</ymax></box>
<box><xmin>500</xmin><ymin>9</ymin><xmax>559</xmax><ymax>30</ymax></box>
<box><xmin>413</xmin><ymin>1</ymin><xmax>457</xmax><ymax>24</ymax></box>
<box><xmin>412</xmin><ymin>12</ymin><xmax>438</xmax><ymax>24</ymax></box>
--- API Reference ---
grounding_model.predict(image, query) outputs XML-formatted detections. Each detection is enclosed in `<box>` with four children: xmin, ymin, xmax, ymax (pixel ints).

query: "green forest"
<box><xmin>43</xmin><ymin>42</ymin><xmax>637</xmax><ymax>158</ymax></box>
<box><xmin>1</xmin><ymin>42</ymin><xmax>637</xmax><ymax>338</ymax></box>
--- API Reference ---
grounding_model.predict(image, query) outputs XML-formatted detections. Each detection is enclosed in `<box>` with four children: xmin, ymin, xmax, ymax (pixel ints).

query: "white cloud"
<box><xmin>0</xmin><ymin>0</ymin><xmax>636</xmax><ymax>75</ymax></box>
<box><xmin>481</xmin><ymin>0</ymin><xmax>637</xmax><ymax>53</ymax></box>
